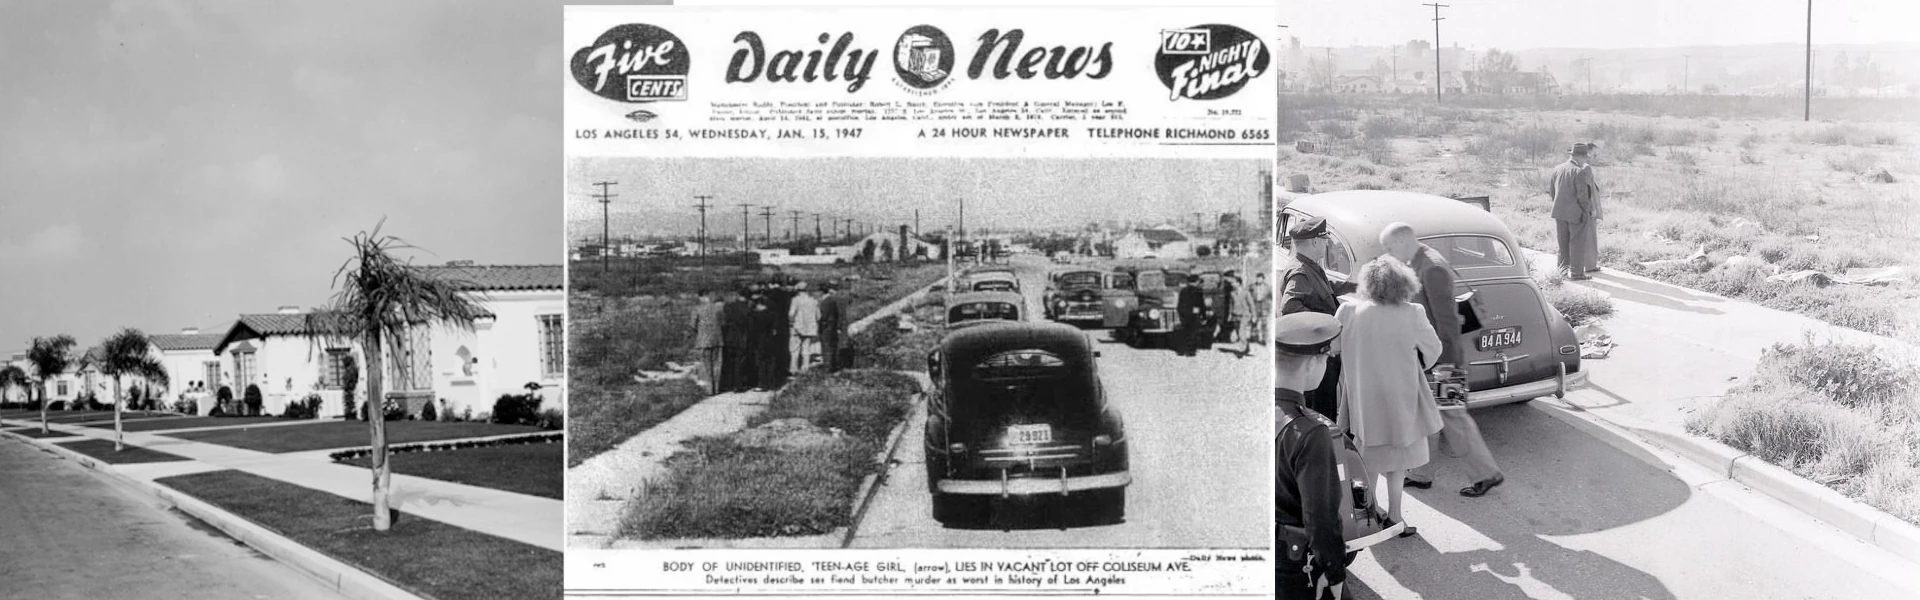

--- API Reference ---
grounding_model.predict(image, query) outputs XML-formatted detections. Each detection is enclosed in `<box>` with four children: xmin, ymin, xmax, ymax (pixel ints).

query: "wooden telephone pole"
<box><xmin>693</xmin><ymin>195</ymin><xmax>713</xmax><ymax>266</ymax></box>
<box><xmin>592</xmin><ymin>181</ymin><xmax>616</xmax><ymax>274</ymax></box>
<box><xmin>1425</xmin><ymin>3</ymin><xmax>1448</xmax><ymax>103</ymax></box>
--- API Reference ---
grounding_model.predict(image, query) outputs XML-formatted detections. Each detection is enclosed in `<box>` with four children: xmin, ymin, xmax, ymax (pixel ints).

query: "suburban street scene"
<box><xmin>0</xmin><ymin>3</ymin><xmax>581</xmax><ymax>599</ymax></box>
<box><xmin>1279</xmin><ymin>1</ymin><xmax>1919</xmax><ymax>598</ymax></box>
<box><xmin>565</xmin><ymin>157</ymin><xmax>1274</xmax><ymax>550</ymax></box>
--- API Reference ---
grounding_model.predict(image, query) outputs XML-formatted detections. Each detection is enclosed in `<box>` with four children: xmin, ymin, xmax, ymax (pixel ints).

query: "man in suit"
<box><xmin>1174</xmin><ymin>274</ymin><xmax>1207</xmax><ymax>357</ymax></box>
<box><xmin>690</xmin><ymin>289</ymin><xmax>725</xmax><ymax>394</ymax></box>
<box><xmin>816</xmin><ymin>282</ymin><xmax>851</xmax><ymax>372</ymax></box>
<box><xmin>787</xmin><ymin>282</ymin><xmax>821</xmax><ymax>373</ymax></box>
<box><xmin>1381</xmin><ymin>223</ymin><xmax>1505</xmax><ymax>498</ymax></box>
<box><xmin>720</xmin><ymin>288</ymin><xmax>754</xmax><ymax>393</ymax></box>
<box><xmin>1548</xmin><ymin>142</ymin><xmax>1603</xmax><ymax>280</ymax></box>
<box><xmin>1281</xmin><ymin>217</ymin><xmax>1357</xmax><ymax>421</ymax></box>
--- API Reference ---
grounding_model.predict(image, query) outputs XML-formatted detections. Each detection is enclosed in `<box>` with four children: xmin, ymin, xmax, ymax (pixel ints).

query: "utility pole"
<box><xmin>787</xmin><ymin>210</ymin><xmax>801</xmax><ymax>242</ymax></box>
<box><xmin>693</xmin><ymin>195</ymin><xmax>713</xmax><ymax>266</ymax></box>
<box><xmin>914</xmin><ymin>209</ymin><xmax>920</xmax><ymax>239</ymax></box>
<box><xmin>1325</xmin><ymin>47</ymin><xmax>1334</xmax><ymax>91</ymax></box>
<box><xmin>1682</xmin><ymin>54</ymin><xmax>1691</xmax><ymax>92</ymax></box>
<box><xmin>957</xmin><ymin>197</ymin><xmax>966</xmax><ymax>243</ymax></box>
<box><xmin>1805</xmin><ymin>0</ymin><xmax>1813</xmax><ymax>121</ymax></box>
<box><xmin>592</xmin><ymin>181</ymin><xmax>616</xmax><ymax>274</ymax></box>
<box><xmin>759</xmin><ymin>206</ymin><xmax>775</xmax><ymax>248</ymax></box>
<box><xmin>1425</xmin><ymin>3</ymin><xmax>1448</xmax><ymax>103</ymax></box>
<box><xmin>813</xmin><ymin>213</ymin><xmax>823</xmax><ymax>244</ymax></box>
<box><xmin>736</xmin><ymin>203</ymin><xmax>754</xmax><ymax>264</ymax></box>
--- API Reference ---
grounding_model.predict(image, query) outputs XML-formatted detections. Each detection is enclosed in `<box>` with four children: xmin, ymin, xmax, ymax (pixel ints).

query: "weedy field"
<box><xmin>1279</xmin><ymin>93</ymin><xmax>1920</xmax><ymax>525</ymax></box>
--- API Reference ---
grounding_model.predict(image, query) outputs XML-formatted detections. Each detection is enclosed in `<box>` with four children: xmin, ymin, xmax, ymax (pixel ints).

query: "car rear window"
<box><xmin>1058</xmin><ymin>273</ymin><xmax>1101</xmax><ymax>287</ymax></box>
<box><xmin>1423</xmin><ymin>235</ymin><xmax>1516</xmax><ymax>268</ymax></box>
<box><xmin>973</xmin><ymin>280</ymin><xmax>1015</xmax><ymax>292</ymax></box>
<box><xmin>951</xmin><ymin>302</ymin><xmax>1019</xmax><ymax>322</ymax></box>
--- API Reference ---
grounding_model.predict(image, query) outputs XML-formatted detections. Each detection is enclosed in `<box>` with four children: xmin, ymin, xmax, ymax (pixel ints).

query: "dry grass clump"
<box><xmin>1824</xmin><ymin>150</ymin><xmax>1881</xmax><ymax>174</ymax></box>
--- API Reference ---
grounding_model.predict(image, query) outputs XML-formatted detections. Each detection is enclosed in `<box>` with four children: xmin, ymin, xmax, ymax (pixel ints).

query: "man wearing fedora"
<box><xmin>1547</xmin><ymin>142</ymin><xmax>1603</xmax><ymax>280</ymax></box>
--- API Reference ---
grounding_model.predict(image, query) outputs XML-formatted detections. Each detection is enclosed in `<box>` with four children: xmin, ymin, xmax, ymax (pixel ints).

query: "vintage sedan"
<box><xmin>1043</xmin><ymin>268</ymin><xmax>1136</xmax><ymax>328</ymax></box>
<box><xmin>945</xmin><ymin>291</ymin><xmax>1025</xmax><ymax>329</ymax></box>
<box><xmin>1113</xmin><ymin>268</ymin><xmax>1188</xmax><ymax>347</ymax></box>
<box><xmin>924</xmin><ymin>321</ymin><xmax>1128</xmax><ymax>526</ymax></box>
<box><xmin>963</xmin><ymin>268</ymin><xmax>1021</xmax><ymax>294</ymax></box>
<box><xmin>1280</xmin><ymin>190</ymin><xmax>1587</xmax><ymax>407</ymax></box>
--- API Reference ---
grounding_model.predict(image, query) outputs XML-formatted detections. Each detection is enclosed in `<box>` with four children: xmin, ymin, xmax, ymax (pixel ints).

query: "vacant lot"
<box><xmin>166</xmin><ymin>420</ymin><xmax>544</xmax><ymax>453</ymax></box>
<box><xmin>1279</xmin><ymin>94</ymin><xmax>1920</xmax><ymax>340</ymax></box>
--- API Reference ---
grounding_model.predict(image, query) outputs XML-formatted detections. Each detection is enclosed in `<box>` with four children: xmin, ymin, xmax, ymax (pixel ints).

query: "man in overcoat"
<box><xmin>1175</xmin><ymin>274</ymin><xmax>1208</xmax><ymax>357</ymax></box>
<box><xmin>690</xmin><ymin>289</ymin><xmax>725</xmax><ymax>394</ymax></box>
<box><xmin>1548</xmin><ymin>142</ymin><xmax>1603</xmax><ymax>280</ymax></box>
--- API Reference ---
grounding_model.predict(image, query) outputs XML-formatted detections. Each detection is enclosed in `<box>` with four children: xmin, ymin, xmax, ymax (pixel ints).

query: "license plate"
<box><xmin>1007</xmin><ymin>424</ymin><xmax>1052</xmax><ymax>445</ymax></box>
<box><xmin>1476</xmin><ymin>326</ymin><xmax>1522</xmax><ymax>351</ymax></box>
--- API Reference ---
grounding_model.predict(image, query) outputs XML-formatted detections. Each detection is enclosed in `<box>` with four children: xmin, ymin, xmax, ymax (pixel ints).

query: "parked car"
<box><xmin>1280</xmin><ymin>190</ymin><xmax>1587</xmax><ymax>407</ymax></box>
<box><xmin>1043</xmin><ymin>268</ymin><xmax>1136</xmax><ymax>328</ymax></box>
<box><xmin>964</xmin><ymin>269</ymin><xmax>1021</xmax><ymax>294</ymax></box>
<box><xmin>945</xmin><ymin>291</ymin><xmax>1025</xmax><ymax>329</ymax></box>
<box><xmin>1113</xmin><ymin>268</ymin><xmax>1187</xmax><ymax>347</ymax></box>
<box><xmin>924</xmin><ymin>321</ymin><xmax>1128</xmax><ymax>526</ymax></box>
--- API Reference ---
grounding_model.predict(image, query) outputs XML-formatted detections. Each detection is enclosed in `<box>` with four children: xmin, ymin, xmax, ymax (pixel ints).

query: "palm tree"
<box><xmin>99</xmin><ymin>328</ymin><xmax>170</xmax><ymax>452</ymax></box>
<box><xmin>27</xmin><ymin>335</ymin><xmax>76</xmax><ymax>435</ymax></box>
<box><xmin>312</xmin><ymin>222</ymin><xmax>482</xmax><ymax>531</ymax></box>
<box><xmin>0</xmin><ymin>365</ymin><xmax>29</xmax><ymax>406</ymax></box>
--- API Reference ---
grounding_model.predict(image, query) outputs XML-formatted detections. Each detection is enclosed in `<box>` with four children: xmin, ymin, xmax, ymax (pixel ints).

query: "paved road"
<box><xmin>1340</xmin><ymin>396</ymin><xmax>1919</xmax><ymax>600</ymax></box>
<box><xmin>0</xmin><ymin>435</ymin><xmax>345</xmax><ymax>600</ymax></box>
<box><xmin>851</xmin><ymin>255</ymin><xmax>1269</xmax><ymax>548</ymax></box>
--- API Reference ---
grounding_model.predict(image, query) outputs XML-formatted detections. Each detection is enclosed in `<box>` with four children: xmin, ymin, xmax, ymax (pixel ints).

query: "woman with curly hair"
<box><xmin>1332</xmin><ymin>256</ymin><xmax>1444</xmax><ymax>537</ymax></box>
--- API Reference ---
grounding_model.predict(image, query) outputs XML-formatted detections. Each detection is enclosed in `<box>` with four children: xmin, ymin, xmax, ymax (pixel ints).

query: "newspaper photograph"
<box><xmin>563</xmin><ymin>5</ymin><xmax>1276</xmax><ymax>597</ymax></box>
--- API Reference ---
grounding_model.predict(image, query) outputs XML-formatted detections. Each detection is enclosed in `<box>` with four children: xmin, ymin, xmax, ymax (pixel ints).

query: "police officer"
<box><xmin>1281</xmin><ymin>217</ymin><xmax>1357</xmax><ymax>421</ymax></box>
<box><xmin>1275</xmin><ymin>311</ymin><xmax>1350</xmax><ymax>600</ymax></box>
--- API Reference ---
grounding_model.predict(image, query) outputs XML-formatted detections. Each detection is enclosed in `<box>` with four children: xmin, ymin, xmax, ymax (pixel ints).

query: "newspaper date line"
<box><xmin>573</xmin><ymin>128</ymin><xmax>863</xmax><ymax>140</ymax></box>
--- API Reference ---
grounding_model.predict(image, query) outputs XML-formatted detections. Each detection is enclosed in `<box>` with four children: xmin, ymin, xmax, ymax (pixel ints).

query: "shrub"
<box><xmin>283</xmin><ymin>394</ymin><xmax>323</xmax><ymax>419</ymax></box>
<box><xmin>1764</xmin><ymin>340</ymin><xmax>1917</xmax><ymax>410</ymax></box>
<box><xmin>492</xmin><ymin>393</ymin><xmax>544</xmax><ymax>426</ymax></box>
<box><xmin>1361</xmin><ymin>115</ymin><xmax>1415</xmax><ymax>139</ymax></box>
<box><xmin>536</xmin><ymin>408</ymin><xmax>564</xmax><ymax>430</ymax></box>
<box><xmin>244</xmin><ymin>385</ymin><xmax>263</xmax><ymax>417</ymax></box>
<box><xmin>421</xmin><ymin>399</ymin><xmax>438</xmax><ymax>422</ymax></box>
<box><xmin>1543</xmin><ymin>281</ymin><xmax>1615</xmax><ymax>327</ymax></box>
<box><xmin>48</xmin><ymin>400</ymin><xmax>68</xmax><ymax>411</ymax></box>
<box><xmin>340</xmin><ymin>354</ymin><xmax>359</xmax><ymax>419</ymax></box>
<box><xmin>216</xmin><ymin>386</ymin><xmax>234</xmax><ymax>416</ymax></box>
<box><xmin>172</xmin><ymin>398</ymin><xmax>196</xmax><ymax>415</ymax></box>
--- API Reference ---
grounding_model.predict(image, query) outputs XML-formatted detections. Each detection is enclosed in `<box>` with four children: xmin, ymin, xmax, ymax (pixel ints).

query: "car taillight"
<box><xmin>948</xmin><ymin>442</ymin><xmax>967</xmax><ymax>454</ymax></box>
<box><xmin>1092</xmin><ymin>435</ymin><xmax>1112</xmax><ymax>447</ymax></box>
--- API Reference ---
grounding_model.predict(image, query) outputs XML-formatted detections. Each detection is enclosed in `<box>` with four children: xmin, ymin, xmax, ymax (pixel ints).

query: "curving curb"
<box><xmin>1531</xmin><ymin>401</ymin><xmax>1920</xmax><ymax>566</ymax></box>
<box><xmin>0</xmin><ymin>428</ymin><xmax>427</xmax><ymax>600</ymax></box>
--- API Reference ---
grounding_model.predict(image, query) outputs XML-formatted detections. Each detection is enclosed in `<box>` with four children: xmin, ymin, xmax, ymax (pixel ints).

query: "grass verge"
<box><xmin>84</xmin><ymin>415</ymin><xmax>287</xmax><ymax>432</ymax></box>
<box><xmin>6</xmin><ymin>427</ymin><xmax>77</xmax><ymax>439</ymax></box>
<box><xmin>341</xmin><ymin>441</ymin><xmax>563</xmax><ymax>500</ymax></box>
<box><xmin>60</xmin><ymin>438</ymin><xmax>193</xmax><ymax>464</ymax></box>
<box><xmin>568</xmin><ymin>378</ymin><xmax>707</xmax><ymax>468</ymax></box>
<box><xmin>620</xmin><ymin>369</ymin><xmax>918</xmax><ymax>539</ymax></box>
<box><xmin>166</xmin><ymin>420</ymin><xmax>544</xmax><ymax>453</ymax></box>
<box><xmin>1687</xmin><ymin>338</ymin><xmax>1920</xmax><ymax>526</ymax></box>
<box><xmin>155</xmin><ymin>470</ymin><xmax>561</xmax><ymax>600</ymax></box>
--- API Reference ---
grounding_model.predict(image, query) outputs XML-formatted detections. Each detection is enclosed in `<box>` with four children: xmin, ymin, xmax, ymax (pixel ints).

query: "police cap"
<box><xmin>1273</xmin><ymin>312</ymin><xmax>1340</xmax><ymax>355</ymax></box>
<box><xmin>1286</xmin><ymin>217</ymin><xmax>1330</xmax><ymax>241</ymax></box>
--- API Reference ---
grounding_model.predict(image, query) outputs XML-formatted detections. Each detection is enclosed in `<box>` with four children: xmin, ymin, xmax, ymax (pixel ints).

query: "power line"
<box><xmin>1425</xmin><ymin>3</ymin><xmax>1448</xmax><ymax>103</ymax></box>
<box><xmin>592</xmin><ymin>181</ymin><xmax>616</xmax><ymax>274</ymax></box>
<box><xmin>737</xmin><ymin>203</ymin><xmax>755</xmax><ymax>265</ymax></box>
<box><xmin>693</xmin><ymin>195</ymin><xmax>714</xmax><ymax>266</ymax></box>
<box><xmin>788</xmin><ymin>210</ymin><xmax>802</xmax><ymax>242</ymax></box>
<box><xmin>759</xmin><ymin>206</ymin><xmax>776</xmax><ymax>248</ymax></box>
<box><xmin>1805</xmin><ymin>0</ymin><xmax>1813</xmax><ymax>121</ymax></box>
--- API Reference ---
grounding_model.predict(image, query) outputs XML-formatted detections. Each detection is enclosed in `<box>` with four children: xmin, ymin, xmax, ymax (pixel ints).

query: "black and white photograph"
<box><xmin>1276</xmin><ymin>0</ymin><xmax>1920</xmax><ymax>598</ymax></box>
<box><xmin>0</xmin><ymin>2</ymin><xmax>611</xmax><ymax>599</ymax></box>
<box><xmin>563</xmin><ymin>157</ymin><xmax>1275</xmax><ymax>551</ymax></box>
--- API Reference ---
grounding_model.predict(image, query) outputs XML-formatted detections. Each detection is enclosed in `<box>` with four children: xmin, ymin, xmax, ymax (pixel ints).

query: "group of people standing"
<box><xmin>689</xmin><ymin>277</ymin><xmax>852</xmax><ymax>395</ymax></box>
<box><xmin>1274</xmin><ymin>217</ymin><xmax>1508</xmax><ymax>599</ymax></box>
<box><xmin>1170</xmin><ymin>270</ymin><xmax>1270</xmax><ymax>358</ymax></box>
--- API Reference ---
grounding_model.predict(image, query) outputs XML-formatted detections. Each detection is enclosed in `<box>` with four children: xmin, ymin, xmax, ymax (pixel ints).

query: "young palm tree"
<box><xmin>99</xmin><ymin>328</ymin><xmax>170</xmax><ymax>452</ymax></box>
<box><xmin>26</xmin><ymin>335</ymin><xmax>76</xmax><ymax>435</ymax></box>
<box><xmin>0</xmin><ymin>364</ymin><xmax>29</xmax><ymax>406</ymax></box>
<box><xmin>312</xmin><ymin>222</ymin><xmax>481</xmax><ymax>531</ymax></box>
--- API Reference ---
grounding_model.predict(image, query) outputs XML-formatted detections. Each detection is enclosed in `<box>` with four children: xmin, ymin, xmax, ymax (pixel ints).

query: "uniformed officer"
<box><xmin>1275</xmin><ymin>311</ymin><xmax>1350</xmax><ymax>600</ymax></box>
<box><xmin>1281</xmin><ymin>217</ymin><xmax>1357</xmax><ymax>421</ymax></box>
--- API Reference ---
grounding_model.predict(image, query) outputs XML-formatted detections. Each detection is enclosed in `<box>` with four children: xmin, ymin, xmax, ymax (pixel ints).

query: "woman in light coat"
<box><xmin>1332</xmin><ymin>256</ymin><xmax>1444</xmax><ymax>537</ymax></box>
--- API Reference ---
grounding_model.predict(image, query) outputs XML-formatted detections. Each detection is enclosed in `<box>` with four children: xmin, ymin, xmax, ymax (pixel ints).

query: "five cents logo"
<box><xmin>571</xmin><ymin>24</ymin><xmax>691</xmax><ymax>103</ymax></box>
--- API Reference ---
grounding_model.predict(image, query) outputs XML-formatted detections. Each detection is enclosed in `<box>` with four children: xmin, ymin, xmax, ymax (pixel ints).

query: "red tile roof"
<box><xmin>149</xmin><ymin>332</ymin><xmax>226</xmax><ymax>352</ymax></box>
<box><xmin>414</xmin><ymin>265</ymin><xmax>562</xmax><ymax>292</ymax></box>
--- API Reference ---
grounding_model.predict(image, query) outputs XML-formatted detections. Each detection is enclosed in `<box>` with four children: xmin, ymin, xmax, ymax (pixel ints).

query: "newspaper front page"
<box><xmin>564</xmin><ymin>5</ymin><xmax>1276</xmax><ymax>597</ymax></box>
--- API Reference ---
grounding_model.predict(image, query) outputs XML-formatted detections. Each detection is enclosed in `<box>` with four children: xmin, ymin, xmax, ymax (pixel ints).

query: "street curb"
<box><xmin>842</xmin><ymin>389</ymin><xmax>925</xmax><ymax>548</ymax></box>
<box><xmin>1529</xmin><ymin>401</ymin><xmax>1920</xmax><ymax>566</ymax></box>
<box><xmin>0</xmin><ymin>429</ymin><xmax>428</xmax><ymax>600</ymax></box>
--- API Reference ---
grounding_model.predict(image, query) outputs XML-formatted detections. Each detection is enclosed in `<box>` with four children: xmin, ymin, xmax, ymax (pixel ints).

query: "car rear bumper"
<box><xmin>1464</xmin><ymin>365</ymin><xmax>1587</xmax><ymax>408</ymax></box>
<box><xmin>935</xmin><ymin>471</ymin><xmax>1131</xmax><ymax>496</ymax></box>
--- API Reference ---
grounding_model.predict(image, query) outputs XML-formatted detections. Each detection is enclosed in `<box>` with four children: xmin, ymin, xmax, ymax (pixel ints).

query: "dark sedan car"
<box><xmin>1044</xmin><ymin>268</ymin><xmax>1136</xmax><ymax>328</ymax></box>
<box><xmin>924</xmin><ymin>321</ymin><xmax>1128</xmax><ymax>527</ymax></box>
<box><xmin>946</xmin><ymin>290</ymin><xmax>1025</xmax><ymax>329</ymax></box>
<box><xmin>1281</xmin><ymin>190</ymin><xmax>1588</xmax><ymax>407</ymax></box>
<box><xmin>1113</xmin><ymin>268</ymin><xmax>1186</xmax><ymax>347</ymax></box>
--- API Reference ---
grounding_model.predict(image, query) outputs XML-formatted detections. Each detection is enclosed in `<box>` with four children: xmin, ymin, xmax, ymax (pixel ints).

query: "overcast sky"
<box><xmin>0</xmin><ymin>1</ymin><xmax>656</xmax><ymax>352</ymax></box>
<box><xmin>1283</xmin><ymin>0</ymin><xmax>1920</xmax><ymax>49</ymax></box>
<box><xmin>563</xmin><ymin>158</ymin><xmax>1268</xmax><ymax>244</ymax></box>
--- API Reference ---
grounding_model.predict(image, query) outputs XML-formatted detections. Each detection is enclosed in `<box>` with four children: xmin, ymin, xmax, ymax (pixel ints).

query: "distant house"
<box><xmin>1464</xmin><ymin>70</ymin><xmax>1559</xmax><ymax>95</ymax></box>
<box><xmin>210</xmin><ymin>263</ymin><xmax>564</xmax><ymax>419</ymax></box>
<box><xmin>840</xmin><ymin>231</ymin><xmax>939</xmax><ymax>262</ymax></box>
<box><xmin>1114</xmin><ymin>226</ymin><xmax>1197</xmax><ymax>259</ymax></box>
<box><xmin>1335</xmin><ymin>73</ymin><xmax>1385</xmax><ymax>94</ymax></box>
<box><xmin>149</xmin><ymin>327</ymin><xmax>227</xmax><ymax>402</ymax></box>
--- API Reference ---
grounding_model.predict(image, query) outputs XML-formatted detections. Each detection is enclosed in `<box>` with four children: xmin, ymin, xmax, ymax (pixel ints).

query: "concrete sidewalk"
<box><xmin>1</xmin><ymin>417</ymin><xmax>561</xmax><ymax>552</ymax></box>
<box><xmin>566</xmin><ymin>389</ymin><xmax>772</xmax><ymax>548</ymax></box>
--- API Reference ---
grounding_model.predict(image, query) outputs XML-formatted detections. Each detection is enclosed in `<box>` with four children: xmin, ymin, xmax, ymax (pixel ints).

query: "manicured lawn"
<box><xmin>156</xmin><ymin>470</ymin><xmax>560</xmax><ymax>600</ymax></box>
<box><xmin>6</xmin><ymin>427</ymin><xmax>78</xmax><ymax>439</ymax></box>
<box><xmin>84</xmin><ymin>416</ymin><xmax>287</xmax><ymax>432</ymax></box>
<box><xmin>341</xmin><ymin>442</ymin><xmax>563</xmax><ymax>500</ymax></box>
<box><xmin>166</xmin><ymin>420</ymin><xmax>545</xmax><ymax>453</ymax></box>
<box><xmin>60</xmin><ymin>439</ymin><xmax>193</xmax><ymax>464</ymax></box>
<box><xmin>33</xmin><ymin>410</ymin><xmax>180</xmax><ymax>423</ymax></box>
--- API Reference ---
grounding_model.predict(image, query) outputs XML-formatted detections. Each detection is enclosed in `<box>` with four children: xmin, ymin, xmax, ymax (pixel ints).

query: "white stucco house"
<box><xmin>1114</xmin><ymin>226</ymin><xmax>1198</xmax><ymax>259</ymax></box>
<box><xmin>208</xmin><ymin>263</ymin><xmax>564</xmax><ymax>419</ymax></box>
<box><xmin>149</xmin><ymin>327</ymin><xmax>228</xmax><ymax>406</ymax></box>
